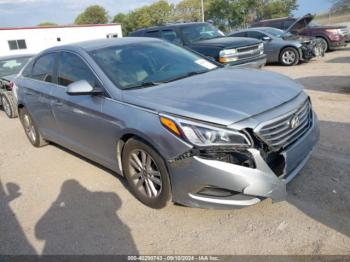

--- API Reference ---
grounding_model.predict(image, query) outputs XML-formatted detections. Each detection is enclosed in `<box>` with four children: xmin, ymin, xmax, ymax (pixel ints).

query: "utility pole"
<box><xmin>201</xmin><ymin>0</ymin><xmax>205</xmax><ymax>22</ymax></box>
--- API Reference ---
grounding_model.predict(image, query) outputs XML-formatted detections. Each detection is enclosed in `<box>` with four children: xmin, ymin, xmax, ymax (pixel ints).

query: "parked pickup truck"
<box><xmin>129</xmin><ymin>22</ymin><xmax>267</xmax><ymax>68</ymax></box>
<box><xmin>251</xmin><ymin>13</ymin><xmax>349</xmax><ymax>51</ymax></box>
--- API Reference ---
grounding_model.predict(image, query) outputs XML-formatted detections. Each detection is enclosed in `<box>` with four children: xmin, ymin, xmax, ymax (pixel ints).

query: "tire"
<box><xmin>317</xmin><ymin>37</ymin><xmax>329</xmax><ymax>52</ymax></box>
<box><xmin>122</xmin><ymin>138</ymin><xmax>171</xmax><ymax>209</ymax></box>
<box><xmin>280</xmin><ymin>47</ymin><xmax>300</xmax><ymax>66</ymax></box>
<box><xmin>18</xmin><ymin>107</ymin><xmax>48</xmax><ymax>147</ymax></box>
<box><xmin>1</xmin><ymin>92</ymin><xmax>17</xmax><ymax>118</ymax></box>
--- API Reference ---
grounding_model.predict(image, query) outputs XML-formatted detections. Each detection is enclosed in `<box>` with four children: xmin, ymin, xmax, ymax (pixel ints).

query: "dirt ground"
<box><xmin>0</xmin><ymin>47</ymin><xmax>349</xmax><ymax>255</ymax></box>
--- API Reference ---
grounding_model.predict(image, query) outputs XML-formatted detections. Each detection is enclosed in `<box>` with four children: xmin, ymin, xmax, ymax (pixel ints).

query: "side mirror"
<box><xmin>66</xmin><ymin>80</ymin><xmax>102</xmax><ymax>96</ymax></box>
<box><xmin>263</xmin><ymin>36</ymin><xmax>272</xmax><ymax>42</ymax></box>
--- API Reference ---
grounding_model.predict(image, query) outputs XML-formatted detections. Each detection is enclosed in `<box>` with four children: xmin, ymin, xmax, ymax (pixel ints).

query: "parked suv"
<box><xmin>129</xmin><ymin>22</ymin><xmax>267</xmax><ymax>68</ymax></box>
<box><xmin>16</xmin><ymin>38</ymin><xmax>319</xmax><ymax>209</ymax></box>
<box><xmin>251</xmin><ymin>14</ymin><xmax>349</xmax><ymax>51</ymax></box>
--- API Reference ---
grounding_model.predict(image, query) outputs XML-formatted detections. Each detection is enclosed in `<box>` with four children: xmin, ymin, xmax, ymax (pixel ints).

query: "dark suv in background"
<box><xmin>129</xmin><ymin>22</ymin><xmax>267</xmax><ymax>68</ymax></box>
<box><xmin>251</xmin><ymin>14</ymin><xmax>349</xmax><ymax>51</ymax></box>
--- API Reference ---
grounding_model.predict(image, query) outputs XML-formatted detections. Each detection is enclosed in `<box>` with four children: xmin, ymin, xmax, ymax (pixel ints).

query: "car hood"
<box><xmin>286</xmin><ymin>13</ymin><xmax>314</xmax><ymax>35</ymax></box>
<box><xmin>192</xmin><ymin>37</ymin><xmax>261</xmax><ymax>49</ymax></box>
<box><xmin>0</xmin><ymin>74</ymin><xmax>16</xmax><ymax>82</ymax></box>
<box><xmin>122</xmin><ymin>68</ymin><xmax>303</xmax><ymax>126</ymax></box>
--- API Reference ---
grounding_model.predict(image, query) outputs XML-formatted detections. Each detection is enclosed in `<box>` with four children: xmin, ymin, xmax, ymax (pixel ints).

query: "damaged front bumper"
<box><xmin>168</xmin><ymin>113</ymin><xmax>319</xmax><ymax>209</ymax></box>
<box><xmin>300</xmin><ymin>39</ymin><xmax>325</xmax><ymax>61</ymax></box>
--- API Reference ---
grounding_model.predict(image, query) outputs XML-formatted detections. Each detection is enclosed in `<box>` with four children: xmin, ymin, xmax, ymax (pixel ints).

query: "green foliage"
<box><xmin>38</xmin><ymin>22</ymin><xmax>57</xmax><ymax>26</ymax></box>
<box><xmin>111</xmin><ymin>0</ymin><xmax>298</xmax><ymax>34</ymax></box>
<box><xmin>75</xmin><ymin>5</ymin><xmax>108</xmax><ymax>25</ymax></box>
<box><xmin>206</xmin><ymin>0</ymin><xmax>298</xmax><ymax>31</ymax></box>
<box><xmin>174</xmin><ymin>0</ymin><xmax>204</xmax><ymax>22</ymax></box>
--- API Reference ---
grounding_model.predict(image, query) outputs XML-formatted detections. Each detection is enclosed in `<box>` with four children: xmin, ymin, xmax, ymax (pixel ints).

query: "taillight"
<box><xmin>7</xmin><ymin>81</ymin><xmax>14</xmax><ymax>91</ymax></box>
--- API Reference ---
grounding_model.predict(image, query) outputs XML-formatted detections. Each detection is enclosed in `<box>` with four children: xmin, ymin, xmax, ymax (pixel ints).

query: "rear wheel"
<box><xmin>19</xmin><ymin>107</ymin><xmax>47</xmax><ymax>147</ymax></box>
<box><xmin>1</xmin><ymin>93</ymin><xmax>17</xmax><ymax>118</ymax></box>
<box><xmin>317</xmin><ymin>37</ymin><xmax>329</xmax><ymax>52</ymax></box>
<box><xmin>122</xmin><ymin>138</ymin><xmax>171</xmax><ymax>209</ymax></box>
<box><xmin>280</xmin><ymin>47</ymin><xmax>300</xmax><ymax>66</ymax></box>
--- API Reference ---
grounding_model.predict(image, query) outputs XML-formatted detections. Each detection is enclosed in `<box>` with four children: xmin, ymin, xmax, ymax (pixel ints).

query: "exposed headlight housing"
<box><xmin>219</xmin><ymin>49</ymin><xmax>238</xmax><ymax>63</ymax></box>
<box><xmin>160</xmin><ymin>115</ymin><xmax>251</xmax><ymax>147</ymax></box>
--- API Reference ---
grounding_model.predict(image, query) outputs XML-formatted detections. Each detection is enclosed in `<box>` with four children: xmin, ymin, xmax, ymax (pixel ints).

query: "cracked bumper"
<box><xmin>168</xmin><ymin>114</ymin><xmax>319</xmax><ymax>209</ymax></box>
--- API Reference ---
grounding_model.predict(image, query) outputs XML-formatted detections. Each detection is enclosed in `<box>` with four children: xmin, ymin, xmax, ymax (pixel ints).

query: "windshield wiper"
<box><xmin>162</xmin><ymin>70</ymin><xmax>209</xmax><ymax>83</ymax></box>
<box><xmin>125</xmin><ymin>81</ymin><xmax>162</xmax><ymax>90</ymax></box>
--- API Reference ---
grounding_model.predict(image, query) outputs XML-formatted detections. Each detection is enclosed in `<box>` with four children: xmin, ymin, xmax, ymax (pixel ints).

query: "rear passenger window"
<box><xmin>58</xmin><ymin>52</ymin><xmax>99</xmax><ymax>88</ymax></box>
<box><xmin>232</xmin><ymin>32</ymin><xmax>247</xmax><ymax>37</ymax></box>
<box><xmin>145</xmin><ymin>30</ymin><xmax>161</xmax><ymax>38</ymax></box>
<box><xmin>161</xmin><ymin>30</ymin><xmax>182</xmax><ymax>44</ymax></box>
<box><xmin>247</xmin><ymin>31</ymin><xmax>266</xmax><ymax>40</ymax></box>
<box><xmin>31</xmin><ymin>53</ymin><xmax>56</xmax><ymax>83</ymax></box>
<box><xmin>269</xmin><ymin>21</ymin><xmax>283</xmax><ymax>29</ymax></box>
<box><xmin>283</xmin><ymin>20</ymin><xmax>295</xmax><ymax>30</ymax></box>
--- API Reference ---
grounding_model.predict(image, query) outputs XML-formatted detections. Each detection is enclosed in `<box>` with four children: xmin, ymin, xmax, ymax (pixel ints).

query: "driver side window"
<box><xmin>247</xmin><ymin>31</ymin><xmax>267</xmax><ymax>40</ymax></box>
<box><xmin>58</xmin><ymin>52</ymin><xmax>100</xmax><ymax>88</ymax></box>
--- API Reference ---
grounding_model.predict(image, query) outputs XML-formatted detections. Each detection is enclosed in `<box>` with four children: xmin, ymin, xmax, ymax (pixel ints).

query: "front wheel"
<box><xmin>280</xmin><ymin>47</ymin><xmax>300</xmax><ymax>66</ymax></box>
<box><xmin>122</xmin><ymin>138</ymin><xmax>171</xmax><ymax>209</ymax></box>
<box><xmin>19</xmin><ymin>107</ymin><xmax>47</xmax><ymax>147</ymax></box>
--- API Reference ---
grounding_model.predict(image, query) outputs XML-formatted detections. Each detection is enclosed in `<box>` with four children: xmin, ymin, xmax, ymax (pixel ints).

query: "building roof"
<box><xmin>0</xmin><ymin>23</ymin><xmax>120</xmax><ymax>31</ymax></box>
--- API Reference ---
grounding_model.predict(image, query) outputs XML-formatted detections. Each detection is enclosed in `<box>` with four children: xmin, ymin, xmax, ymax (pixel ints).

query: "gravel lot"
<box><xmin>0</xmin><ymin>47</ymin><xmax>349</xmax><ymax>255</ymax></box>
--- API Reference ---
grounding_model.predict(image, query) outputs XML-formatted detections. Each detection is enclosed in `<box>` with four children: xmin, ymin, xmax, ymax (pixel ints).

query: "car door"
<box><xmin>50</xmin><ymin>51</ymin><xmax>113</xmax><ymax>166</ymax></box>
<box><xmin>18</xmin><ymin>53</ymin><xmax>58</xmax><ymax>139</ymax></box>
<box><xmin>247</xmin><ymin>31</ymin><xmax>274</xmax><ymax>57</ymax></box>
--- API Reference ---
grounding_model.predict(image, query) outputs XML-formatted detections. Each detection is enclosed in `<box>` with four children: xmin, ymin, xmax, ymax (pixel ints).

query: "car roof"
<box><xmin>255</xmin><ymin>17</ymin><xmax>295</xmax><ymax>23</ymax></box>
<box><xmin>132</xmin><ymin>22</ymin><xmax>208</xmax><ymax>33</ymax></box>
<box><xmin>41</xmin><ymin>37</ymin><xmax>164</xmax><ymax>53</ymax></box>
<box><xmin>0</xmin><ymin>54</ymin><xmax>34</xmax><ymax>61</ymax></box>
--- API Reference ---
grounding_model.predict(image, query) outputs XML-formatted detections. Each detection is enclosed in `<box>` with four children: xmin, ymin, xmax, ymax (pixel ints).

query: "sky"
<box><xmin>0</xmin><ymin>0</ymin><xmax>334</xmax><ymax>27</ymax></box>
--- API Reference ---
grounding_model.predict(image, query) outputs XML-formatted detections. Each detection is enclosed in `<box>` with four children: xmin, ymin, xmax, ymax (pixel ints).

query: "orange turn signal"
<box><xmin>160</xmin><ymin>116</ymin><xmax>181</xmax><ymax>137</ymax></box>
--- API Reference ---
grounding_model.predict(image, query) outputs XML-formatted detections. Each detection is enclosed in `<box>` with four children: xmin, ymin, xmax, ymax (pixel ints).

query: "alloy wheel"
<box><xmin>282</xmin><ymin>50</ymin><xmax>296</xmax><ymax>65</ymax></box>
<box><xmin>22</xmin><ymin>112</ymin><xmax>37</xmax><ymax>144</ymax></box>
<box><xmin>128</xmin><ymin>149</ymin><xmax>162</xmax><ymax>199</ymax></box>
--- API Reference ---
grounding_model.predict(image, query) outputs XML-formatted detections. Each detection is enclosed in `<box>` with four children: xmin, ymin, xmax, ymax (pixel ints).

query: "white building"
<box><xmin>0</xmin><ymin>24</ymin><xmax>122</xmax><ymax>57</ymax></box>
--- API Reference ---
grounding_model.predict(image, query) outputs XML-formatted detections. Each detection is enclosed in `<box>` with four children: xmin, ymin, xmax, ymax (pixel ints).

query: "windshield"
<box><xmin>260</xmin><ymin>28</ymin><xmax>285</xmax><ymax>37</ymax></box>
<box><xmin>0</xmin><ymin>57</ymin><xmax>31</xmax><ymax>77</ymax></box>
<box><xmin>90</xmin><ymin>41</ymin><xmax>218</xmax><ymax>90</ymax></box>
<box><xmin>181</xmin><ymin>24</ymin><xmax>225</xmax><ymax>43</ymax></box>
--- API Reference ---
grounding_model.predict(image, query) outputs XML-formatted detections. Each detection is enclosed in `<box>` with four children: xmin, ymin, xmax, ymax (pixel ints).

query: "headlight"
<box><xmin>219</xmin><ymin>49</ymin><xmax>237</xmax><ymax>56</ymax></box>
<box><xmin>219</xmin><ymin>49</ymin><xmax>238</xmax><ymax>63</ymax></box>
<box><xmin>160</xmin><ymin>115</ymin><xmax>250</xmax><ymax>147</ymax></box>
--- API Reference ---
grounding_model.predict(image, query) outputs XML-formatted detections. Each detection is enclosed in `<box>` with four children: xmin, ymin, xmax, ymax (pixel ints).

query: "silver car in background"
<box><xmin>15</xmin><ymin>38</ymin><xmax>319</xmax><ymax>209</ymax></box>
<box><xmin>229</xmin><ymin>27</ymin><xmax>324</xmax><ymax>66</ymax></box>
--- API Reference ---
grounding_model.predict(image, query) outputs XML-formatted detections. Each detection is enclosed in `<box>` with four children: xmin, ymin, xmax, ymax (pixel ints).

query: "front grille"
<box><xmin>237</xmin><ymin>44</ymin><xmax>260</xmax><ymax>53</ymax></box>
<box><xmin>255</xmin><ymin>100</ymin><xmax>313</xmax><ymax>151</ymax></box>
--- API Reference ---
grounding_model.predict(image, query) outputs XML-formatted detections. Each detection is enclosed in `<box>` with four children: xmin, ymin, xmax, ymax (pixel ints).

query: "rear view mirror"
<box><xmin>263</xmin><ymin>36</ymin><xmax>272</xmax><ymax>41</ymax></box>
<box><xmin>66</xmin><ymin>80</ymin><xmax>102</xmax><ymax>96</ymax></box>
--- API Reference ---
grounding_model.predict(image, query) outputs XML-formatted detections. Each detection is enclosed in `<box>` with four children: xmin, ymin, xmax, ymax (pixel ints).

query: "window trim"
<box><xmin>29</xmin><ymin>52</ymin><xmax>58</xmax><ymax>84</ymax></box>
<box><xmin>56</xmin><ymin>50</ymin><xmax>110</xmax><ymax>98</ymax></box>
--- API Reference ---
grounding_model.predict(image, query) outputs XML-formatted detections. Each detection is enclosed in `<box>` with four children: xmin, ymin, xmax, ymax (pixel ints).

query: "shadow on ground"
<box><xmin>296</xmin><ymin>75</ymin><xmax>350</xmax><ymax>94</ymax></box>
<box><xmin>287</xmin><ymin>120</ymin><xmax>350</xmax><ymax>238</ymax></box>
<box><xmin>0</xmin><ymin>181</ymin><xmax>36</xmax><ymax>254</ymax></box>
<box><xmin>326</xmin><ymin>57</ymin><xmax>350</xmax><ymax>63</ymax></box>
<box><xmin>35</xmin><ymin>179</ymin><xmax>138</xmax><ymax>255</ymax></box>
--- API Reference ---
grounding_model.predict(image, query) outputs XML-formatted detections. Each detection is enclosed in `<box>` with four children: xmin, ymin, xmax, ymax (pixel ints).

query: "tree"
<box><xmin>38</xmin><ymin>22</ymin><xmax>57</xmax><ymax>26</ymax></box>
<box><xmin>75</xmin><ymin>5</ymin><xmax>108</xmax><ymax>25</ymax></box>
<box><xmin>206</xmin><ymin>0</ymin><xmax>298</xmax><ymax>31</ymax></box>
<box><xmin>174</xmin><ymin>0</ymin><xmax>204</xmax><ymax>22</ymax></box>
<box><xmin>112</xmin><ymin>0</ymin><xmax>174</xmax><ymax>35</ymax></box>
